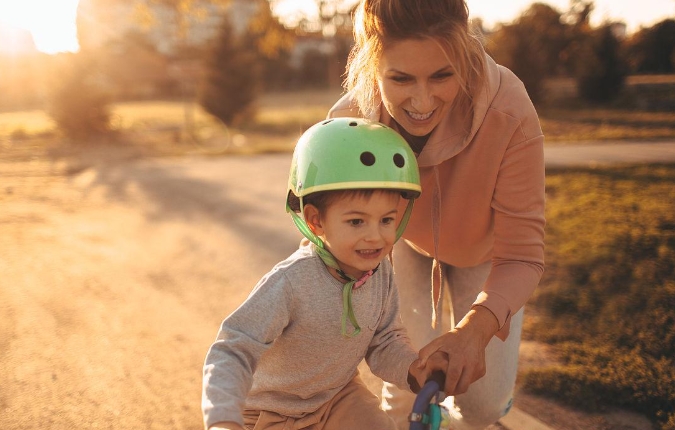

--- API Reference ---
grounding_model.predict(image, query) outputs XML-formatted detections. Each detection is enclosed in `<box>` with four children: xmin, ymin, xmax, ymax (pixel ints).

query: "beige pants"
<box><xmin>382</xmin><ymin>240</ymin><xmax>523</xmax><ymax>430</ymax></box>
<box><xmin>243</xmin><ymin>375</ymin><xmax>397</xmax><ymax>430</ymax></box>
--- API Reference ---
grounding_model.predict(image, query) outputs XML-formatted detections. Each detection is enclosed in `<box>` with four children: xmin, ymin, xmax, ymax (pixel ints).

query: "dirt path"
<box><xmin>0</xmin><ymin>144</ymin><xmax>655</xmax><ymax>429</ymax></box>
<box><xmin>0</xmin><ymin>147</ymin><xmax>301</xmax><ymax>429</ymax></box>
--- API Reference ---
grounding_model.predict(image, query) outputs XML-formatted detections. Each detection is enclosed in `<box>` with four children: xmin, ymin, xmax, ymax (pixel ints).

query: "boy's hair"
<box><xmin>287</xmin><ymin>189</ymin><xmax>402</xmax><ymax>214</ymax></box>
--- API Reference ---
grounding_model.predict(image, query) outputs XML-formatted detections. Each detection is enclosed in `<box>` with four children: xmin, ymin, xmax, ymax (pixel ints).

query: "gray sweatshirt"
<box><xmin>202</xmin><ymin>243</ymin><xmax>418</xmax><ymax>428</ymax></box>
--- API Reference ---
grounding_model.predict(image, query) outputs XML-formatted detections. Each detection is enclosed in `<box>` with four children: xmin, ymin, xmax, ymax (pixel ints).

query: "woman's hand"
<box><xmin>417</xmin><ymin>306</ymin><xmax>499</xmax><ymax>395</ymax></box>
<box><xmin>408</xmin><ymin>350</ymin><xmax>449</xmax><ymax>392</ymax></box>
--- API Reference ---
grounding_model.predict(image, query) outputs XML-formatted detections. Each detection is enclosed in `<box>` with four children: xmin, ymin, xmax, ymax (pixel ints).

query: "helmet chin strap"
<box><xmin>286</xmin><ymin>197</ymin><xmax>416</xmax><ymax>337</ymax></box>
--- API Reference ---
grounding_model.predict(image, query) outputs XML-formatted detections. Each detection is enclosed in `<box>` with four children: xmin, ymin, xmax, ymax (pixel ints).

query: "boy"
<box><xmin>202</xmin><ymin>118</ymin><xmax>446</xmax><ymax>430</ymax></box>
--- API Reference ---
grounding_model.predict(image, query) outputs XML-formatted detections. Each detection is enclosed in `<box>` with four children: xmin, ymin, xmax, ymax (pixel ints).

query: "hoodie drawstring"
<box><xmin>431</xmin><ymin>165</ymin><xmax>444</xmax><ymax>329</ymax></box>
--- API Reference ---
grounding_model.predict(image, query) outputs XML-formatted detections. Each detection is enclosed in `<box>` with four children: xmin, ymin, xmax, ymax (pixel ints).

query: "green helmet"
<box><xmin>287</xmin><ymin>117</ymin><xmax>421</xmax><ymax>248</ymax></box>
<box><xmin>286</xmin><ymin>117</ymin><xmax>421</xmax><ymax>338</ymax></box>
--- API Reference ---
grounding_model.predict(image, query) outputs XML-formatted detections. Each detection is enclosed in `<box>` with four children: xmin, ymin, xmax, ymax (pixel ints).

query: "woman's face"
<box><xmin>377</xmin><ymin>38</ymin><xmax>460</xmax><ymax>137</ymax></box>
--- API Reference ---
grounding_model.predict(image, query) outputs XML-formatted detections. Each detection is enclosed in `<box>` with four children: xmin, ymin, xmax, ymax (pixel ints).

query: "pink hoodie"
<box><xmin>328</xmin><ymin>54</ymin><xmax>545</xmax><ymax>341</ymax></box>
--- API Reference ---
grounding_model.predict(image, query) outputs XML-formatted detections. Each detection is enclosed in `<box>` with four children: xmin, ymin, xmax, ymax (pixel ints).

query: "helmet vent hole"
<box><xmin>349</xmin><ymin>121</ymin><xmax>358</xmax><ymax>127</ymax></box>
<box><xmin>360</xmin><ymin>151</ymin><xmax>376</xmax><ymax>166</ymax></box>
<box><xmin>321</xmin><ymin>119</ymin><xmax>334</xmax><ymax>126</ymax></box>
<box><xmin>393</xmin><ymin>153</ymin><xmax>405</xmax><ymax>168</ymax></box>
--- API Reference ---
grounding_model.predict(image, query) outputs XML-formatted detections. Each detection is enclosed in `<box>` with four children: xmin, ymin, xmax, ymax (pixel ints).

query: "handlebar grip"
<box><xmin>409</xmin><ymin>371</ymin><xmax>446</xmax><ymax>430</ymax></box>
<box><xmin>426</xmin><ymin>370</ymin><xmax>446</xmax><ymax>392</ymax></box>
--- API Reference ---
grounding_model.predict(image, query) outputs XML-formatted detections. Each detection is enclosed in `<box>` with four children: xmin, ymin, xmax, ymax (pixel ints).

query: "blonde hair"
<box><xmin>345</xmin><ymin>0</ymin><xmax>486</xmax><ymax>119</ymax></box>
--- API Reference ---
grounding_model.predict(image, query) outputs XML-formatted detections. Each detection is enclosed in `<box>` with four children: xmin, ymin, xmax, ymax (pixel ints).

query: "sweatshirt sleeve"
<box><xmin>478</xmin><ymin>125</ymin><xmax>545</xmax><ymax>341</ymax></box>
<box><xmin>202</xmin><ymin>274</ymin><xmax>293</xmax><ymax>428</ymax></box>
<box><xmin>365</xmin><ymin>268</ymin><xmax>418</xmax><ymax>391</ymax></box>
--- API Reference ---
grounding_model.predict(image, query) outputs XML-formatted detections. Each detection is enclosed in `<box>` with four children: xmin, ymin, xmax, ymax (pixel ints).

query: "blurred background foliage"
<box><xmin>0</xmin><ymin>0</ymin><xmax>674</xmax><ymax>139</ymax></box>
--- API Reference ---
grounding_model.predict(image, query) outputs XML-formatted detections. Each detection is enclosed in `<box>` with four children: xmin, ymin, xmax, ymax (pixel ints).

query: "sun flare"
<box><xmin>0</xmin><ymin>0</ymin><xmax>80</xmax><ymax>54</ymax></box>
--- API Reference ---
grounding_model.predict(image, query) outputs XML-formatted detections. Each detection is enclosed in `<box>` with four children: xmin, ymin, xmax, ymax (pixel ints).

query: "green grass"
<box><xmin>524</xmin><ymin>164</ymin><xmax>675</xmax><ymax>429</ymax></box>
<box><xmin>539</xmin><ymin>108</ymin><xmax>675</xmax><ymax>142</ymax></box>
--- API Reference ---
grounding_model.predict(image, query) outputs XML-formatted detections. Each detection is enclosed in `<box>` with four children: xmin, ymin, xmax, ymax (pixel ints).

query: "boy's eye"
<box><xmin>348</xmin><ymin>219</ymin><xmax>363</xmax><ymax>226</ymax></box>
<box><xmin>381</xmin><ymin>217</ymin><xmax>395</xmax><ymax>225</ymax></box>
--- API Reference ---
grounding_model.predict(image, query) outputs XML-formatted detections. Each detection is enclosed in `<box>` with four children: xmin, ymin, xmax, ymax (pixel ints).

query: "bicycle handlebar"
<box><xmin>409</xmin><ymin>370</ymin><xmax>446</xmax><ymax>430</ymax></box>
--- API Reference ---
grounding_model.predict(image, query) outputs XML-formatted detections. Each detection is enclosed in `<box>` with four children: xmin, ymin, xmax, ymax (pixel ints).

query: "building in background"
<box><xmin>76</xmin><ymin>0</ymin><xmax>257</xmax><ymax>55</ymax></box>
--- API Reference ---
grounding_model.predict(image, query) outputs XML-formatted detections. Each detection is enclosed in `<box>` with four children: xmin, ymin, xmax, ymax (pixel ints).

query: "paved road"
<box><xmin>545</xmin><ymin>140</ymin><xmax>675</xmax><ymax>167</ymax></box>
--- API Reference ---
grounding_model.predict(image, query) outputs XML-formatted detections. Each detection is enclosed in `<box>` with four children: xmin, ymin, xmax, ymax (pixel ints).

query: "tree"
<box><xmin>100</xmin><ymin>31</ymin><xmax>173</xmax><ymax>99</ymax></box>
<box><xmin>573</xmin><ymin>24</ymin><xmax>627</xmax><ymax>103</ymax></box>
<box><xmin>624</xmin><ymin>19</ymin><xmax>675</xmax><ymax>74</ymax></box>
<box><xmin>48</xmin><ymin>55</ymin><xmax>112</xmax><ymax>140</ymax></box>
<box><xmin>245</xmin><ymin>0</ymin><xmax>296</xmax><ymax>91</ymax></box>
<box><xmin>198</xmin><ymin>15</ymin><xmax>260</xmax><ymax>127</ymax></box>
<box><xmin>487</xmin><ymin>3</ymin><xmax>568</xmax><ymax>102</ymax></box>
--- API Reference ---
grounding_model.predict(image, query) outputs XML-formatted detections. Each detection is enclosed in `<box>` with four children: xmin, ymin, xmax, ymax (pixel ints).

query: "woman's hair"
<box><xmin>345</xmin><ymin>0</ymin><xmax>486</xmax><ymax>119</ymax></box>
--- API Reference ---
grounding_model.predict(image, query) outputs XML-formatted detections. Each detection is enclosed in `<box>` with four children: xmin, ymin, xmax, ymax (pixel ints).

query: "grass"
<box><xmin>539</xmin><ymin>108</ymin><xmax>675</xmax><ymax>142</ymax></box>
<box><xmin>523</xmin><ymin>164</ymin><xmax>675</xmax><ymax>429</ymax></box>
<box><xmin>0</xmin><ymin>109</ymin><xmax>55</xmax><ymax>139</ymax></box>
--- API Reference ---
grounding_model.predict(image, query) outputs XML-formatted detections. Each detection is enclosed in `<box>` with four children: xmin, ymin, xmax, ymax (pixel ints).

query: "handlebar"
<box><xmin>409</xmin><ymin>371</ymin><xmax>446</xmax><ymax>430</ymax></box>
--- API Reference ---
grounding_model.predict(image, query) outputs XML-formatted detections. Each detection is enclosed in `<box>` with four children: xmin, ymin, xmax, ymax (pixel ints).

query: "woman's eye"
<box><xmin>390</xmin><ymin>75</ymin><xmax>412</xmax><ymax>83</ymax></box>
<box><xmin>433</xmin><ymin>72</ymin><xmax>454</xmax><ymax>80</ymax></box>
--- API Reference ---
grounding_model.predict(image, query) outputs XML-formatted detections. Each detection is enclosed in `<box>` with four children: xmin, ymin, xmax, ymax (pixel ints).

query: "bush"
<box><xmin>48</xmin><ymin>57</ymin><xmax>111</xmax><ymax>140</ymax></box>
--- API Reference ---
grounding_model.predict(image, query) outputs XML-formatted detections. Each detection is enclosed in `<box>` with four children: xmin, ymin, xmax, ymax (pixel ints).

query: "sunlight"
<box><xmin>0</xmin><ymin>0</ymin><xmax>80</xmax><ymax>54</ymax></box>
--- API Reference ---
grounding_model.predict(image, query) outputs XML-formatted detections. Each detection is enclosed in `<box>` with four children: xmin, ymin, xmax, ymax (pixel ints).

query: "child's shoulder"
<box><xmin>268</xmin><ymin>242</ymin><xmax>322</xmax><ymax>277</ymax></box>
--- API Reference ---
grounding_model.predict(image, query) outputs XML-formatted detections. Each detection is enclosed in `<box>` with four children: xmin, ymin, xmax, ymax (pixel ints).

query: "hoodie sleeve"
<box><xmin>477</xmin><ymin>93</ymin><xmax>546</xmax><ymax>341</ymax></box>
<box><xmin>202</xmin><ymin>273</ymin><xmax>293</xmax><ymax>428</ymax></box>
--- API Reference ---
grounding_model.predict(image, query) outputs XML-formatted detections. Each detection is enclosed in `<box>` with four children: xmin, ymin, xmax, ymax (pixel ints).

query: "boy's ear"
<box><xmin>303</xmin><ymin>204</ymin><xmax>324</xmax><ymax>236</ymax></box>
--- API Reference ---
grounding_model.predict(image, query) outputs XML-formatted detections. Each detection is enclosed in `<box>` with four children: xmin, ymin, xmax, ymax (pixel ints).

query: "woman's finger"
<box><xmin>442</xmin><ymin>362</ymin><xmax>463</xmax><ymax>394</ymax></box>
<box><xmin>417</xmin><ymin>338</ymin><xmax>443</xmax><ymax>367</ymax></box>
<box><xmin>450</xmin><ymin>368</ymin><xmax>473</xmax><ymax>395</ymax></box>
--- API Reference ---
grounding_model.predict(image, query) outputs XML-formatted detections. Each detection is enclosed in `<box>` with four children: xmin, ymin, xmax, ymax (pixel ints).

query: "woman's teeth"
<box><xmin>407</xmin><ymin>110</ymin><xmax>433</xmax><ymax>121</ymax></box>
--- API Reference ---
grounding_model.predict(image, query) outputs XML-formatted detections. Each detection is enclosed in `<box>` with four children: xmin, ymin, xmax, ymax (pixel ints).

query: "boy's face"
<box><xmin>305</xmin><ymin>191</ymin><xmax>402</xmax><ymax>280</ymax></box>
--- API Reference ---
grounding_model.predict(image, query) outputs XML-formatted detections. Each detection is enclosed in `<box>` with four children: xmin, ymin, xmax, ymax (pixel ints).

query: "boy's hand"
<box><xmin>407</xmin><ymin>351</ymin><xmax>449</xmax><ymax>393</ymax></box>
<box><xmin>209</xmin><ymin>422</ymin><xmax>244</xmax><ymax>430</ymax></box>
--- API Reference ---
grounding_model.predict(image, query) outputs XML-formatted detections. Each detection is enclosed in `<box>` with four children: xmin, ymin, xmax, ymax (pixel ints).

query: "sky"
<box><xmin>0</xmin><ymin>0</ymin><xmax>673</xmax><ymax>54</ymax></box>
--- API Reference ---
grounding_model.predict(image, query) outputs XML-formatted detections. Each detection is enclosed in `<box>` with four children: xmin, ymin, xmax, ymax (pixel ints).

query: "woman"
<box><xmin>327</xmin><ymin>0</ymin><xmax>546</xmax><ymax>429</ymax></box>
